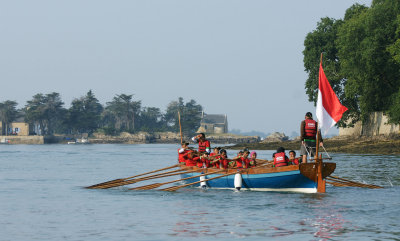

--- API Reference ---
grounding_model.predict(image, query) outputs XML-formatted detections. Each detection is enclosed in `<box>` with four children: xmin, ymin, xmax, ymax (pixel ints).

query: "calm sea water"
<box><xmin>1</xmin><ymin>144</ymin><xmax>399</xmax><ymax>241</ymax></box>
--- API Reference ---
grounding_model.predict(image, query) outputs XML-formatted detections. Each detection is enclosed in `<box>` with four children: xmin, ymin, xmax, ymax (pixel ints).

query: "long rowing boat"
<box><xmin>178</xmin><ymin>162</ymin><xmax>336</xmax><ymax>193</ymax></box>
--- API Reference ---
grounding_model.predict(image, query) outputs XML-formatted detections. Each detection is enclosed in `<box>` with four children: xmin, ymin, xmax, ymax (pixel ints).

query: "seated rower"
<box><xmin>241</xmin><ymin>150</ymin><xmax>255</xmax><ymax>168</ymax></box>
<box><xmin>232</xmin><ymin>151</ymin><xmax>244</xmax><ymax>168</ymax></box>
<box><xmin>288</xmin><ymin>150</ymin><xmax>300</xmax><ymax>165</ymax></box>
<box><xmin>210</xmin><ymin>147</ymin><xmax>221</xmax><ymax>157</ymax></box>
<box><xmin>185</xmin><ymin>151</ymin><xmax>199</xmax><ymax>167</ymax></box>
<box><xmin>178</xmin><ymin>142</ymin><xmax>191</xmax><ymax>164</ymax></box>
<box><xmin>249</xmin><ymin>151</ymin><xmax>258</xmax><ymax>167</ymax></box>
<box><xmin>273</xmin><ymin>147</ymin><xmax>289</xmax><ymax>167</ymax></box>
<box><xmin>193</xmin><ymin>152</ymin><xmax>211</xmax><ymax>168</ymax></box>
<box><xmin>211</xmin><ymin>149</ymin><xmax>230</xmax><ymax>169</ymax></box>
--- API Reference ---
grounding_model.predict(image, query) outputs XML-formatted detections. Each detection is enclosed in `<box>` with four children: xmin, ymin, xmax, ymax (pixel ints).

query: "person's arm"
<box><xmin>300</xmin><ymin>120</ymin><xmax>305</xmax><ymax>142</ymax></box>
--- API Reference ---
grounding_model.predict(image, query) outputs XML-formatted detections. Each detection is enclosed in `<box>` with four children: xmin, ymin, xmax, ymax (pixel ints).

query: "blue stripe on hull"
<box><xmin>180</xmin><ymin>170</ymin><xmax>317</xmax><ymax>191</ymax></box>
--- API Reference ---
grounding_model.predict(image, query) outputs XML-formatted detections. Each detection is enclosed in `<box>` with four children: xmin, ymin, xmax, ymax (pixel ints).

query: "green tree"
<box><xmin>104</xmin><ymin>94</ymin><xmax>141</xmax><ymax>133</ymax></box>
<box><xmin>303</xmin><ymin>1</ymin><xmax>400</xmax><ymax>125</ymax></box>
<box><xmin>164</xmin><ymin>97</ymin><xmax>202</xmax><ymax>134</ymax></box>
<box><xmin>137</xmin><ymin>107</ymin><xmax>165</xmax><ymax>132</ymax></box>
<box><xmin>67</xmin><ymin>90</ymin><xmax>103</xmax><ymax>134</ymax></box>
<box><xmin>337</xmin><ymin>0</ymin><xmax>400</xmax><ymax>121</ymax></box>
<box><xmin>24</xmin><ymin>92</ymin><xmax>66</xmax><ymax>135</ymax></box>
<box><xmin>0</xmin><ymin>100</ymin><xmax>19</xmax><ymax>135</ymax></box>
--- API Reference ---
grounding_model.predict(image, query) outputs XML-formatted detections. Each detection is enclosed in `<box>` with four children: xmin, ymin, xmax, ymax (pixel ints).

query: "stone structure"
<box><xmin>0</xmin><ymin>117</ymin><xmax>29</xmax><ymax>136</ymax></box>
<box><xmin>197</xmin><ymin>112</ymin><xmax>228</xmax><ymax>134</ymax></box>
<box><xmin>339</xmin><ymin>112</ymin><xmax>400</xmax><ymax>136</ymax></box>
<box><xmin>0</xmin><ymin>135</ymin><xmax>44</xmax><ymax>144</ymax></box>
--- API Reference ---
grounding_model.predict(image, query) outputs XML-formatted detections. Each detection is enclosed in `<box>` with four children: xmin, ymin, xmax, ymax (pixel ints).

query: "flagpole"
<box><xmin>316</xmin><ymin>52</ymin><xmax>325</xmax><ymax>193</ymax></box>
<box><xmin>316</xmin><ymin>52</ymin><xmax>322</xmax><ymax>160</ymax></box>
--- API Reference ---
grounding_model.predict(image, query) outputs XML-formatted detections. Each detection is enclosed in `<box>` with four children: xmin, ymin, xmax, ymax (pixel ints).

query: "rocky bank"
<box><xmin>225</xmin><ymin>134</ymin><xmax>400</xmax><ymax>155</ymax></box>
<box><xmin>89</xmin><ymin>132</ymin><xmax>260</xmax><ymax>144</ymax></box>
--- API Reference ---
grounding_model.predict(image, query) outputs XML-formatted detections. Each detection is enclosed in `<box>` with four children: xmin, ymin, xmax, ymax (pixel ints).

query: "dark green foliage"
<box><xmin>0</xmin><ymin>100</ymin><xmax>19</xmax><ymax>135</ymax></box>
<box><xmin>66</xmin><ymin>90</ymin><xmax>103</xmax><ymax>134</ymax></box>
<box><xmin>164</xmin><ymin>97</ymin><xmax>203</xmax><ymax>134</ymax></box>
<box><xmin>13</xmin><ymin>91</ymin><xmax>204</xmax><ymax>135</ymax></box>
<box><xmin>24</xmin><ymin>92</ymin><xmax>66</xmax><ymax>135</ymax></box>
<box><xmin>137</xmin><ymin>107</ymin><xmax>165</xmax><ymax>132</ymax></box>
<box><xmin>303</xmin><ymin>1</ymin><xmax>400</xmax><ymax>125</ymax></box>
<box><xmin>104</xmin><ymin>94</ymin><xmax>141</xmax><ymax>133</ymax></box>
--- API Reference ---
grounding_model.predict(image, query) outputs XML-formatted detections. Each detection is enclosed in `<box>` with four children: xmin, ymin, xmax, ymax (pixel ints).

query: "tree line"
<box><xmin>303</xmin><ymin>0</ymin><xmax>400</xmax><ymax>126</ymax></box>
<box><xmin>0</xmin><ymin>91</ymin><xmax>203</xmax><ymax>136</ymax></box>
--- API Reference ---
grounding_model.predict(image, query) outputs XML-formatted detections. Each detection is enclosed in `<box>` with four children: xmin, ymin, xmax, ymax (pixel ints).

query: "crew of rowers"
<box><xmin>178</xmin><ymin>133</ymin><xmax>300</xmax><ymax>169</ymax></box>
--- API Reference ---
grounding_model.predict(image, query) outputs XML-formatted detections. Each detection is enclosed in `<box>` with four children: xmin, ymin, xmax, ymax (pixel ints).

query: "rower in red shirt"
<box><xmin>240</xmin><ymin>150</ymin><xmax>253</xmax><ymax>168</ymax></box>
<box><xmin>178</xmin><ymin>142</ymin><xmax>191</xmax><ymax>164</ymax></box>
<box><xmin>192</xmin><ymin>133</ymin><xmax>211</xmax><ymax>154</ymax></box>
<box><xmin>193</xmin><ymin>152</ymin><xmax>211</xmax><ymax>168</ymax></box>
<box><xmin>217</xmin><ymin>149</ymin><xmax>231</xmax><ymax>169</ymax></box>
<box><xmin>288</xmin><ymin>150</ymin><xmax>300</xmax><ymax>165</ymax></box>
<box><xmin>185</xmin><ymin>151</ymin><xmax>198</xmax><ymax>167</ymax></box>
<box><xmin>232</xmin><ymin>151</ymin><xmax>244</xmax><ymax>168</ymax></box>
<box><xmin>249</xmin><ymin>151</ymin><xmax>258</xmax><ymax>167</ymax></box>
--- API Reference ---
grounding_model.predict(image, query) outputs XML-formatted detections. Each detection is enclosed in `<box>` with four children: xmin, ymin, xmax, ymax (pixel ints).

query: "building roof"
<box><xmin>201</xmin><ymin>114</ymin><xmax>226</xmax><ymax>124</ymax></box>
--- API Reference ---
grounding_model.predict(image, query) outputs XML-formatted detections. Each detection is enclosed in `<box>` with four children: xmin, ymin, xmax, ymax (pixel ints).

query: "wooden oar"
<box><xmin>328</xmin><ymin>176</ymin><xmax>382</xmax><ymax>189</ymax></box>
<box><xmin>90</xmin><ymin>168</ymin><xmax>188</xmax><ymax>189</ymax></box>
<box><xmin>129</xmin><ymin>169</ymin><xmax>225</xmax><ymax>190</ymax></box>
<box><xmin>86</xmin><ymin>164</ymin><xmax>182</xmax><ymax>189</ymax></box>
<box><xmin>326</xmin><ymin>176</ymin><xmax>382</xmax><ymax>189</ymax></box>
<box><xmin>94</xmin><ymin>169</ymin><xmax>193</xmax><ymax>189</ymax></box>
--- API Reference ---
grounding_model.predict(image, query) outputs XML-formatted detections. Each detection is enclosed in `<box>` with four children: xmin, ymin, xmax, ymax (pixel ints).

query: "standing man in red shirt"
<box><xmin>300</xmin><ymin>112</ymin><xmax>323</xmax><ymax>163</ymax></box>
<box><xmin>192</xmin><ymin>133</ymin><xmax>211</xmax><ymax>154</ymax></box>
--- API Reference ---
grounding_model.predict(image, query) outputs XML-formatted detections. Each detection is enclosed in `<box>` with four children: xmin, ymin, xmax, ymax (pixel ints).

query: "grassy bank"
<box><xmin>225</xmin><ymin>135</ymin><xmax>400</xmax><ymax>155</ymax></box>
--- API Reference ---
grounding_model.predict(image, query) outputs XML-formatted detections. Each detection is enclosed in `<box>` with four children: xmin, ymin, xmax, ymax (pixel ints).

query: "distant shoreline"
<box><xmin>225</xmin><ymin>135</ymin><xmax>400</xmax><ymax>155</ymax></box>
<box><xmin>1</xmin><ymin>132</ymin><xmax>260</xmax><ymax>145</ymax></box>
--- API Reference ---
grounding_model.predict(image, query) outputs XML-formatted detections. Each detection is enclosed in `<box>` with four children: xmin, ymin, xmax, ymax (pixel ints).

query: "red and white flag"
<box><xmin>316</xmin><ymin>61</ymin><xmax>348</xmax><ymax>134</ymax></box>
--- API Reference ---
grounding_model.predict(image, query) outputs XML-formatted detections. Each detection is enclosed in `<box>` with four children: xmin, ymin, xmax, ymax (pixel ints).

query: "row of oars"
<box><xmin>87</xmin><ymin>160</ymin><xmax>273</xmax><ymax>191</ymax></box>
<box><xmin>326</xmin><ymin>175</ymin><xmax>383</xmax><ymax>189</ymax></box>
<box><xmin>86</xmin><ymin>164</ymin><xmax>185</xmax><ymax>189</ymax></box>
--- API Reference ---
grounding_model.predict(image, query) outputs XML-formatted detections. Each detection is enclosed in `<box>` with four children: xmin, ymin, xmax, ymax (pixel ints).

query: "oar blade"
<box><xmin>85</xmin><ymin>178</ymin><xmax>123</xmax><ymax>189</ymax></box>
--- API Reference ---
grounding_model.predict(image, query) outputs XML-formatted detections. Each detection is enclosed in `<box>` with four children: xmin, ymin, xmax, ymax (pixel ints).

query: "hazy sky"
<box><xmin>0</xmin><ymin>0</ymin><xmax>371</xmax><ymax>135</ymax></box>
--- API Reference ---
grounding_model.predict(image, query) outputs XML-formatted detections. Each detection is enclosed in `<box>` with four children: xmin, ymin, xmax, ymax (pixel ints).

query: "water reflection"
<box><xmin>169</xmin><ymin>191</ymin><xmax>353</xmax><ymax>240</ymax></box>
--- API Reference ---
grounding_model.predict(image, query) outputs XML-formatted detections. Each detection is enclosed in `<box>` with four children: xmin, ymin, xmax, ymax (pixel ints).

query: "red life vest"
<box><xmin>198</xmin><ymin>140</ymin><xmax>211</xmax><ymax>153</ymax></box>
<box><xmin>304</xmin><ymin>119</ymin><xmax>317</xmax><ymax>139</ymax></box>
<box><xmin>212</xmin><ymin>155</ymin><xmax>220</xmax><ymax>168</ymax></box>
<box><xmin>289</xmin><ymin>158</ymin><xmax>299</xmax><ymax>165</ymax></box>
<box><xmin>193</xmin><ymin>157</ymin><xmax>203</xmax><ymax>168</ymax></box>
<box><xmin>274</xmin><ymin>152</ymin><xmax>288</xmax><ymax>167</ymax></box>
<box><xmin>185</xmin><ymin>157</ymin><xmax>198</xmax><ymax>166</ymax></box>
<box><xmin>236</xmin><ymin>158</ymin><xmax>243</xmax><ymax>168</ymax></box>
<box><xmin>220</xmin><ymin>158</ymin><xmax>229</xmax><ymax>169</ymax></box>
<box><xmin>178</xmin><ymin>149</ymin><xmax>190</xmax><ymax>163</ymax></box>
<box><xmin>240</xmin><ymin>157</ymin><xmax>251</xmax><ymax>168</ymax></box>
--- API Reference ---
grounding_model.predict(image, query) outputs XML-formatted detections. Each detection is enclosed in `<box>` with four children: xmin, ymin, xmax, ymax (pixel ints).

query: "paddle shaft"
<box><xmin>86</xmin><ymin>163</ymin><xmax>181</xmax><ymax>188</ymax></box>
<box><xmin>96</xmin><ymin>170</ymin><xmax>194</xmax><ymax>189</ymax></box>
<box><xmin>93</xmin><ymin>168</ymin><xmax>191</xmax><ymax>189</ymax></box>
<box><xmin>130</xmin><ymin>169</ymin><xmax>225</xmax><ymax>190</ymax></box>
<box><xmin>326</xmin><ymin>176</ymin><xmax>382</xmax><ymax>189</ymax></box>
